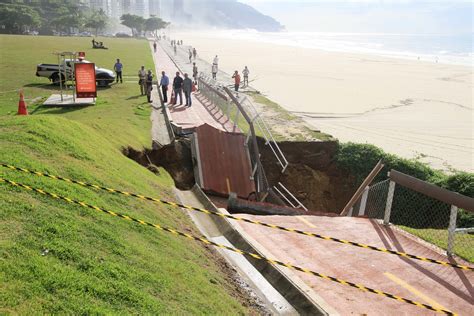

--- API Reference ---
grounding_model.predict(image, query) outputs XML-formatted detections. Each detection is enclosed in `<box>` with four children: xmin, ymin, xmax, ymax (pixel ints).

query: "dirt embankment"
<box><xmin>123</xmin><ymin>138</ymin><xmax>195</xmax><ymax>190</ymax></box>
<box><xmin>124</xmin><ymin>138</ymin><xmax>357</xmax><ymax>214</ymax></box>
<box><xmin>258</xmin><ymin>139</ymin><xmax>357</xmax><ymax>213</ymax></box>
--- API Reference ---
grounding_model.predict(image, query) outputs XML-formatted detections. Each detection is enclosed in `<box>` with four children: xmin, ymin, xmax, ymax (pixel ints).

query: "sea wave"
<box><xmin>206</xmin><ymin>30</ymin><xmax>473</xmax><ymax>66</ymax></box>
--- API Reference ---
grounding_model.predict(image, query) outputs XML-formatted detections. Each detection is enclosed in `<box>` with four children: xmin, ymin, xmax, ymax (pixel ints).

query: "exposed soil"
<box><xmin>123</xmin><ymin>138</ymin><xmax>195</xmax><ymax>190</ymax></box>
<box><xmin>124</xmin><ymin>137</ymin><xmax>357</xmax><ymax>214</ymax></box>
<box><xmin>258</xmin><ymin>138</ymin><xmax>357</xmax><ymax>213</ymax></box>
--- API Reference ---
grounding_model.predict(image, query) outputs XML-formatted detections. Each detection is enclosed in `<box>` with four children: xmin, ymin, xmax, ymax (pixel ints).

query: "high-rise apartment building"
<box><xmin>149</xmin><ymin>0</ymin><xmax>161</xmax><ymax>17</ymax></box>
<box><xmin>134</xmin><ymin>0</ymin><xmax>150</xmax><ymax>18</ymax></box>
<box><xmin>86</xmin><ymin>0</ymin><xmax>162</xmax><ymax>19</ymax></box>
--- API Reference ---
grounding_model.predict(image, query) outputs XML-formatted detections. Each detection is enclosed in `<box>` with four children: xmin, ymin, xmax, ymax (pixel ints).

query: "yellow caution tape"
<box><xmin>1</xmin><ymin>163</ymin><xmax>472</xmax><ymax>271</ymax></box>
<box><xmin>0</xmin><ymin>177</ymin><xmax>457</xmax><ymax>315</ymax></box>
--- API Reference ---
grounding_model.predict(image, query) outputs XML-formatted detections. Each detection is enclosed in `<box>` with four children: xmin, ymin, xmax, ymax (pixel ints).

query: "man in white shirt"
<box><xmin>242</xmin><ymin>66</ymin><xmax>250</xmax><ymax>87</ymax></box>
<box><xmin>138</xmin><ymin>66</ymin><xmax>146</xmax><ymax>95</ymax></box>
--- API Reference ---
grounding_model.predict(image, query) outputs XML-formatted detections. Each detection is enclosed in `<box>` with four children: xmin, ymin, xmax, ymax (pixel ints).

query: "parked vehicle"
<box><xmin>36</xmin><ymin>59</ymin><xmax>115</xmax><ymax>87</ymax></box>
<box><xmin>115</xmin><ymin>32</ymin><xmax>131</xmax><ymax>38</ymax></box>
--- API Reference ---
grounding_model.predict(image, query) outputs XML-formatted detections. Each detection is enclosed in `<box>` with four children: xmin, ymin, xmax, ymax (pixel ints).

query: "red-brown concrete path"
<box><xmin>234</xmin><ymin>214</ymin><xmax>473</xmax><ymax>315</ymax></box>
<box><xmin>150</xmin><ymin>41</ymin><xmax>235</xmax><ymax>132</ymax></box>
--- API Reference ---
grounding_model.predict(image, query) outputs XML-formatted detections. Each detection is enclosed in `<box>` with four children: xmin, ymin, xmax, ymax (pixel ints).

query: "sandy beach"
<box><xmin>171</xmin><ymin>31</ymin><xmax>473</xmax><ymax>172</ymax></box>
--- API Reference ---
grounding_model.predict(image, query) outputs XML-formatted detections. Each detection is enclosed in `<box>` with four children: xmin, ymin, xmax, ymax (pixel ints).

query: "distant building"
<box><xmin>88</xmin><ymin>0</ymin><xmax>112</xmax><ymax>16</ymax></box>
<box><xmin>149</xmin><ymin>0</ymin><xmax>161</xmax><ymax>17</ymax></box>
<box><xmin>173</xmin><ymin>0</ymin><xmax>184</xmax><ymax>18</ymax></box>
<box><xmin>85</xmin><ymin>0</ymin><xmax>163</xmax><ymax>19</ymax></box>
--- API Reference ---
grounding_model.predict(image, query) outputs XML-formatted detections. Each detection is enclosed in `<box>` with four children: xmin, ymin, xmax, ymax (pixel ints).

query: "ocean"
<box><xmin>209</xmin><ymin>30</ymin><xmax>473</xmax><ymax>66</ymax></box>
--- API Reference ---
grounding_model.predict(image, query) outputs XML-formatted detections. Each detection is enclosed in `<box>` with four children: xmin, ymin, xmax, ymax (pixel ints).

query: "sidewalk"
<box><xmin>151</xmin><ymin>40</ymin><xmax>235</xmax><ymax>133</ymax></box>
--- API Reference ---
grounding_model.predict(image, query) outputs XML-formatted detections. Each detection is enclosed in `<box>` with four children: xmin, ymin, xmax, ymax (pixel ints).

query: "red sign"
<box><xmin>75</xmin><ymin>63</ymin><xmax>96</xmax><ymax>98</ymax></box>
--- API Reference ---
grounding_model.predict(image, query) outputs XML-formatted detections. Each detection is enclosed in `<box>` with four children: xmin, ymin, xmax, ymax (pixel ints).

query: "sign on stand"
<box><xmin>75</xmin><ymin>63</ymin><xmax>97</xmax><ymax>98</ymax></box>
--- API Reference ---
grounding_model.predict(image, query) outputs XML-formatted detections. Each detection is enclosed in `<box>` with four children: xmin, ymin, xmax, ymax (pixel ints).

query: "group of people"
<box><xmin>138</xmin><ymin>66</ymin><xmax>154</xmax><ymax>102</ymax></box>
<box><xmin>208</xmin><ymin>54</ymin><xmax>251</xmax><ymax>91</ymax></box>
<box><xmin>188</xmin><ymin>48</ymin><xmax>197</xmax><ymax>62</ymax></box>
<box><xmin>159</xmin><ymin>71</ymin><xmax>194</xmax><ymax>107</ymax></box>
<box><xmin>231</xmin><ymin>66</ymin><xmax>250</xmax><ymax>92</ymax></box>
<box><xmin>111</xmin><ymin>38</ymin><xmax>251</xmax><ymax>108</ymax></box>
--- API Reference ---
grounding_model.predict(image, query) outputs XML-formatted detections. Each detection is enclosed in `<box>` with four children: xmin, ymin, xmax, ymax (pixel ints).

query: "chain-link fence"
<box><xmin>350</xmin><ymin>178</ymin><xmax>473</xmax><ymax>263</ymax></box>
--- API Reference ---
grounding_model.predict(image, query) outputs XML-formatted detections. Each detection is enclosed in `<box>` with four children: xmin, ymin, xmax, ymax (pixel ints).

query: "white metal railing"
<box><xmin>273</xmin><ymin>182</ymin><xmax>308</xmax><ymax>211</ymax></box>
<box><xmin>199</xmin><ymin>73</ymin><xmax>289</xmax><ymax>173</ymax></box>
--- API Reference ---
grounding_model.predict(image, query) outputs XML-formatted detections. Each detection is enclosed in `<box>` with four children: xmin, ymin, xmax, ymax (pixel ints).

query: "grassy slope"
<box><xmin>0</xmin><ymin>35</ymin><xmax>248</xmax><ymax>314</ymax></box>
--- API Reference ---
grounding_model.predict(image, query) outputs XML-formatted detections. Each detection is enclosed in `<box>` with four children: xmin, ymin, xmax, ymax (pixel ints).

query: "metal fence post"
<box><xmin>383</xmin><ymin>181</ymin><xmax>396</xmax><ymax>225</ymax></box>
<box><xmin>358</xmin><ymin>186</ymin><xmax>370</xmax><ymax>216</ymax></box>
<box><xmin>447</xmin><ymin>205</ymin><xmax>458</xmax><ymax>256</ymax></box>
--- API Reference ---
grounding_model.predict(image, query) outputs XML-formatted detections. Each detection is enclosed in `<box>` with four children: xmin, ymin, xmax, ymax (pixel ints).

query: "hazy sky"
<box><xmin>240</xmin><ymin>0</ymin><xmax>473</xmax><ymax>34</ymax></box>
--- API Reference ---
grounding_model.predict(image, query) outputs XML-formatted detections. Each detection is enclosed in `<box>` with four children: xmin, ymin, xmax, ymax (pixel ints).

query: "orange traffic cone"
<box><xmin>17</xmin><ymin>90</ymin><xmax>28</xmax><ymax>115</ymax></box>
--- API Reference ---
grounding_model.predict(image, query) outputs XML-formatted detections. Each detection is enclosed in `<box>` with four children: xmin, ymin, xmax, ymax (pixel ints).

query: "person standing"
<box><xmin>213</xmin><ymin>55</ymin><xmax>219</xmax><ymax>67</ymax></box>
<box><xmin>153</xmin><ymin>41</ymin><xmax>157</xmax><ymax>52</ymax></box>
<box><xmin>232</xmin><ymin>70</ymin><xmax>241</xmax><ymax>92</ymax></box>
<box><xmin>183</xmin><ymin>73</ymin><xmax>193</xmax><ymax>107</ymax></box>
<box><xmin>160</xmin><ymin>71</ymin><xmax>169</xmax><ymax>103</ymax></box>
<box><xmin>211</xmin><ymin>63</ymin><xmax>218</xmax><ymax>80</ymax></box>
<box><xmin>188</xmin><ymin>49</ymin><xmax>192</xmax><ymax>63</ymax></box>
<box><xmin>192</xmin><ymin>62</ymin><xmax>198</xmax><ymax>84</ymax></box>
<box><xmin>114</xmin><ymin>59</ymin><xmax>123</xmax><ymax>83</ymax></box>
<box><xmin>192</xmin><ymin>48</ymin><xmax>197</xmax><ymax>60</ymax></box>
<box><xmin>242</xmin><ymin>66</ymin><xmax>250</xmax><ymax>87</ymax></box>
<box><xmin>172</xmin><ymin>72</ymin><xmax>184</xmax><ymax>105</ymax></box>
<box><xmin>138</xmin><ymin>65</ymin><xmax>147</xmax><ymax>95</ymax></box>
<box><xmin>173</xmin><ymin>44</ymin><xmax>177</xmax><ymax>55</ymax></box>
<box><xmin>145</xmin><ymin>70</ymin><xmax>154</xmax><ymax>103</ymax></box>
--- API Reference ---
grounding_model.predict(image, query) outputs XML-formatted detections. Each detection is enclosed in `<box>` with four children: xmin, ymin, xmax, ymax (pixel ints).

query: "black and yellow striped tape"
<box><xmin>0</xmin><ymin>177</ymin><xmax>457</xmax><ymax>315</ymax></box>
<box><xmin>1</xmin><ymin>163</ymin><xmax>472</xmax><ymax>271</ymax></box>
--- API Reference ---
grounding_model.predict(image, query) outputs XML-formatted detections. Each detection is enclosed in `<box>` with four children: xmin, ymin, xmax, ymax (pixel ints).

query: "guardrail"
<box><xmin>347</xmin><ymin>169</ymin><xmax>473</xmax><ymax>262</ymax></box>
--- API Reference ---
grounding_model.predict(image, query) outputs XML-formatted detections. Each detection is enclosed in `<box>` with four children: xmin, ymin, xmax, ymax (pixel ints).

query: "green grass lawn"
<box><xmin>398</xmin><ymin>226</ymin><xmax>473</xmax><ymax>263</ymax></box>
<box><xmin>0</xmin><ymin>35</ymin><xmax>249</xmax><ymax>314</ymax></box>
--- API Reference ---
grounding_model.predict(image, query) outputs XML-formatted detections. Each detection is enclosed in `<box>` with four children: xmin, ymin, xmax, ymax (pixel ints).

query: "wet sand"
<box><xmin>172</xmin><ymin>31</ymin><xmax>473</xmax><ymax>172</ymax></box>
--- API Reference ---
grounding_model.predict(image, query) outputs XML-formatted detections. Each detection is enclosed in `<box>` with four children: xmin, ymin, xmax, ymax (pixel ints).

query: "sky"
<box><xmin>239</xmin><ymin>0</ymin><xmax>473</xmax><ymax>34</ymax></box>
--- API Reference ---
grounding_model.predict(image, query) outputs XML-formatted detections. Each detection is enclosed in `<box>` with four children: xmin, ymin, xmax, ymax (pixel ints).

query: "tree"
<box><xmin>145</xmin><ymin>16</ymin><xmax>169</xmax><ymax>38</ymax></box>
<box><xmin>50</xmin><ymin>2</ymin><xmax>84</xmax><ymax>34</ymax></box>
<box><xmin>120</xmin><ymin>14</ymin><xmax>145</xmax><ymax>37</ymax></box>
<box><xmin>85</xmin><ymin>9</ymin><xmax>108</xmax><ymax>36</ymax></box>
<box><xmin>0</xmin><ymin>3</ymin><xmax>41</xmax><ymax>34</ymax></box>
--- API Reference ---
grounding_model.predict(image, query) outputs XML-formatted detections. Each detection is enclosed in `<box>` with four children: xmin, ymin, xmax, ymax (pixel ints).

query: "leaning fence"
<box><xmin>198</xmin><ymin>73</ymin><xmax>289</xmax><ymax>173</ymax></box>
<box><xmin>349</xmin><ymin>170</ymin><xmax>474</xmax><ymax>263</ymax></box>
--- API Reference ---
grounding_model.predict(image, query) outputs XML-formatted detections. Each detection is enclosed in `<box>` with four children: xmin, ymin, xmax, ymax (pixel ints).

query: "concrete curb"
<box><xmin>192</xmin><ymin>185</ymin><xmax>338</xmax><ymax>316</ymax></box>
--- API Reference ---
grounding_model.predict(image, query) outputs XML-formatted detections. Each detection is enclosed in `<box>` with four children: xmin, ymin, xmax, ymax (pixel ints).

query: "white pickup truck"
<box><xmin>36</xmin><ymin>59</ymin><xmax>115</xmax><ymax>87</ymax></box>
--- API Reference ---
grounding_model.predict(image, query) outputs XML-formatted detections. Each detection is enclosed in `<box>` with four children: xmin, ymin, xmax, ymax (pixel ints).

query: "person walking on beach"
<box><xmin>114</xmin><ymin>59</ymin><xmax>123</xmax><ymax>83</ymax></box>
<box><xmin>211</xmin><ymin>63</ymin><xmax>218</xmax><ymax>80</ymax></box>
<box><xmin>192</xmin><ymin>62</ymin><xmax>198</xmax><ymax>84</ymax></box>
<box><xmin>232</xmin><ymin>70</ymin><xmax>241</xmax><ymax>92</ymax></box>
<box><xmin>145</xmin><ymin>70</ymin><xmax>154</xmax><ymax>103</ymax></box>
<box><xmin>193</xmin><ymin>48</ymin><xmax>197</xmax><ymax>60</ymax></box>
<box><xmin>138</xmin><ymin>65</ymin><xmax>147</xmax><ymax>95</ymax></box>
<box><xmin>153</xmin><ymin>41</ymin><xmax>157</xmax><ymax>53</ymax></box>
<box><xmin>188</xmin><ymin>49</ymin><xmax>192</xmax><ymax>63</ymax></box>
<box><xmin>183</xmin><ymin>73</ymin><xmax>193</xmax><ymax>107</ymax></box>
<box><xmin>160</xmin><ymin>71</ymin><xmax>169</xmax><ymax>103</ymax></box>
<box><xmin>242</xmin><ymin>66</ymin><xmax>250</xmax><ymax>87</ymax></box>
<box><xmin>172</xmin><ymin>72</ymin><xmax>184</xmax><ymax>105</ymax></box>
